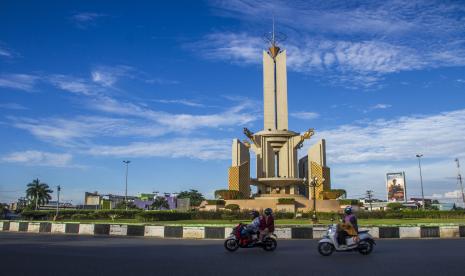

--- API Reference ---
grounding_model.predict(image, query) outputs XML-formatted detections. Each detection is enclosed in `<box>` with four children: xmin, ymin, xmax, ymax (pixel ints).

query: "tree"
<box><xmin>26</xmin><ymin>178</ymin><xmax>53</xmax><ymax>210</ymax></box>
<box><xmin>151</xmin><ymin>197</ymin><xmax>169</xmax><ymax>210</ymax></box>
<box><xmin>177</xmin><ymin>189</ymin><xmax>205</xmax><ymax>207</ymax></box>
<box><xmin>115</xmin><ymin>201</ymin><xmax>138</xmax><ymax>210</ymax></box>
<box><xmin>387</xmin><ymin>202</ymin><xmax>403</xmax><ymax>211</ymax></box>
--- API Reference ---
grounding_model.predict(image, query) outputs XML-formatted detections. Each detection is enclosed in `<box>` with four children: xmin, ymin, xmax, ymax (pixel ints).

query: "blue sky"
<box><xmin>1</xmin><ymin>0</ymin><xmax>465</xmax><ymax>204</ymax></box>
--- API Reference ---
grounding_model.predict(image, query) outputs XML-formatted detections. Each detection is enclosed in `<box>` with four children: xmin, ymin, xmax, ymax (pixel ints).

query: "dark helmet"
<box><xmin>264</xmin><ymin>208</ymin><xmax>273</xmax><ymax>216</ymax></box>
<box><xmin>344</xmin><ymin>206</ymin><xmax>353</xmax><ymax>215</ymax></box>
<box><xmin>250</xmin><ymin>210</ymin><xmax>259</xmax><ymax>218</ymax></box>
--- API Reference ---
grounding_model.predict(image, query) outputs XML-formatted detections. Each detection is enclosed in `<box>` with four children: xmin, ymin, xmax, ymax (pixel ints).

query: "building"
<box><xmin>224</xmin><ymin>26</ymin><xmax>339</xmax><ymax>212</ymax></box>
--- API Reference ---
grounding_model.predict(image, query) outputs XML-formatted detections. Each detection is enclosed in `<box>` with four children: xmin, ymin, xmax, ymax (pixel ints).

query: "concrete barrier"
<box><xmin>312</xmin><ymin>226</ymin><xmax>328</xmax><ymax>239</ymax></box>
<box><xmin>51</xmin><ymin>223</ymin><xmax>66</xmax><ymax>233</ymax></box>
<box><xmin>1</xmin><ymin>221</ymin><xmax>464</xmax><ymax>240</ymax></box>
<box><xmin>39</xmin><ymin>222</ymin><xmax>52</xmax><ymax>233</ymax></box>
<box><xmin>78</xmin><ymin>224</ymin><xmax>95</xmax><ymax>235</ymax></box>
<box><xmin>359</xmin><ymin>227</ymin><xmax>379</xmax><ymax>239</ymax></box>
<box><xmin>94</xmin><ymin>224</ymin><xmax>110</xmax><ymax>235</ymax></box>
<box><xmin>28</xmin><ymin>222</ymin><xmax>41</xmax><ymax>233</ymax></box>
<box><xmin>274</xmin><ymin>227</ymin><xmax>292</xmax><ymax>239</ymax></box>
<box><xmin>127</xmin><ymin>225</ymin><xmax>145</xmax><ymax>236</ymax></box>
<box><xmin>421</xmin><ymin>226</ymin><xmax>440</xmax><ymax>238</ymax></box>
<box><xmin>379</xmin><ymin>227</ymin><xmax>400</xmax><ymax>238</ymax></box>
<box><xmin>204</xmin><ymin>227</ymin><xmax>224</xmax><ymax>239</ymax></box>
<box><xmin>399</xmin><ymin>227</ymin><xmax>421</xmax><ymax>238</ymax></box>
<box><xmin>439</xmin><ymin>226</ymin><xmax>460</xmax><ymax>238</ymax></box>
<box><xmin>183</xmin><ymin>227</ymin><xmax>205</xmax><ymax>239</ymax></box>
<box><xmin>9</xmin><ymin>222</ymin><xmax>20</xmax><ymax>232</ymax></box>
<box><xmin>291</xmin><ymin>227</ymin><xmax>313</xmax><ymax>239</ymax></box>
<box><xmin>224</xmin><ymin>227</ymin><xmax>233</xmax><ymax>239</ymax></box>
<box><xmin>144</xmin><ymin>226</ymin><xmax>164</xmax><ymax>237</ymax></box>
<box><xmin>110</xmin><ymin>224</ymin><xmax>128</xmax><ymax>236</ymax></box>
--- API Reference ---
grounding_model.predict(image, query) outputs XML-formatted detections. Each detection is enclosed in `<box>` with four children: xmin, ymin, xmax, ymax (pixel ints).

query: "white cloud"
<box><xmin>0</xmin><ymin>103</ymin><xmax>27</xmax><ymax>110</ymax></box>
<box><xmin>86</xmin><ymin>138</ymin><xmax>231</xmax><ymax>160</ymax></box>
<box><xmin>91</xmin><ymin>65</ymin><xmax>133</xmax><ymax>87</ymax></box>
<box><xmin>310</xmin><ymin>109</ymin><xmax>465</xmax><ymax>164</ymax></box>
<box><xmin>290</xmin><ymin>111</ymin><xmax>319</xmax><ymax>120</ymax></box>
<box><xmin>49</xmin><ymin>74</ymin><xmax>99</xmax><ymax>95</ymax></box>
<box><xmin>202</xmin><ymin>0</ymin><xmax>465</xmax><ymax>88</ymax></box>
<box><xmin>2</xmin><ymin>150</ymin><xmax>73</xmax><ymax>167</ymax></box>
<box><xmin>364</xmin><ymin>103</ymin><xmax>392</xmax><ymax>113</ymax></box>
<box><xmin>0</xmin><ymin>74</ymin><xmax>38</xmax><ymax>92</ymax></box>
<box><xmin>0</xmin><ymin>47</ymin><xmax>12</xmax><ymax>57</ymax></box>
<box><xmin>71</xmin><ymin>12</ymin><xmax>107</xmax><ymax>28</ymax></box>
<box><xmin>154</xmin><ymin>99</ymin><xmax>204</xmax><ymax>107</ymax></box>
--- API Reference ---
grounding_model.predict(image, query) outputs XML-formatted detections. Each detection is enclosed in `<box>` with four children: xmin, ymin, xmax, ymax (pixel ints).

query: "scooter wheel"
<box><xmin>318</xmin><ymin>242</ymin><xmax>334</xmax><ymax>256</ymax></box>
<box><xmin>358</xmin><ymin>240</ymin><xmax>374</xmax><ymax>255</ymax></box>
<box><xmin>224</xmin><ymin>239</ymin><xmax>239</xmax><ymax>252</ymax></box>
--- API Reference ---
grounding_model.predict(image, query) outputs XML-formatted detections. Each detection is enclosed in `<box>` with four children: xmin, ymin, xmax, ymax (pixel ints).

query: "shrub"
<box><xmin>224</xmin><ymin>204</ymin><xmax>240</xmax><ymax>211</ymax></box>
<box><xmin>214</xmin><ymin>189</ymin><xmax>247</xmax><ymax>200</ymax></box>
<box><xmin>70</xmin><ymin>214</ymin><xmax>89</xmax><ymax>220</ymax></box>
<box><xmin>277</xmin><ymin>198</ymin><xmax>295</xmax><ymax>204</ymax></box>
<box><xmin>206</xmin><ymin>199</ymin><xmax>225</xmax><ymax>205</ymax></box>
<box><xmin>338</xmin><ymin>199</ymin><xmax>359</xmax><ymax>206</ymax></box>
<box><xmin>135</xmin><ymin>211</ymin><xmax>192</xmax><ymax>222</ymax></box>
<box><xmin>386</xmin><ymin>202</ymin><xmax>403</xmax><ymax>211</ymax></box>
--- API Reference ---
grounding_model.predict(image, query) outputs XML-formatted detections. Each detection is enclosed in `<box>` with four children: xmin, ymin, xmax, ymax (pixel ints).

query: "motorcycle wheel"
<box><xmin>262</xmin><ymin>238</ymin><xmax>277</xmax><ymax>251</ymax></box>
<box><xmin>224</xmin><ymin>239</ymin><xmax>239</xmax><ymax>252</ymax></box>
<box><xmin>358</xmin><ymin>240</ymin><xmax>374</xmax><ymax>255</ymax></box>
<box><xmin>318</xmin><ymin>242</ymin><xmax>334</xmax><ymax>256</ymax></box>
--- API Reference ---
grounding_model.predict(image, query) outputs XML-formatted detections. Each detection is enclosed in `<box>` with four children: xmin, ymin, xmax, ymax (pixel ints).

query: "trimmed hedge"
<box><xmin>224</xmin><ymin>204</ymin><xmax>240</xmax><ymax>211</ymax></box>
<box><xmin>20</xmin><ymin>209</ymin><xmax>141</xmax><ymax>220</ymax></box>
<box><xmin>205</xmin><ymin>199</ymin><xmax>226</xmax><ymax>205</ymax></box>
<box><xmin>214</xmin><ymin>190</ymin><xmax>247</xmax><ymax>200</ymax></box>
<box><xmin>278</xmin><ymin>198</ymin><xmax>296</xmax><ymax>204</ymax></box>
<box><xmin>136</xmin><ymin>211</ymin><xmax>192</xmax><ymax>222</ymax></box>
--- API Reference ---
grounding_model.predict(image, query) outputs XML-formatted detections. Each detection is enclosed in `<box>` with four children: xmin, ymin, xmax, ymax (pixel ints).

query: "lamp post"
<box><xmin>416</xmin><ymin>154</ymin><xmax>425</xmax><ymax>209</ymax></box>
<box><xmin>123</xmin><ymin>160</ymin><xmax>131</xmax><ymax>210</ymax></box>
<box><xmin>55</xmin><ymin>185</ymin><xmax>61</xmax><ymax>219</ymax></box>
<box><xmin>305</xmin><ymin>176</ymin><xmax>323</xmax><ymax>223</ymax></box>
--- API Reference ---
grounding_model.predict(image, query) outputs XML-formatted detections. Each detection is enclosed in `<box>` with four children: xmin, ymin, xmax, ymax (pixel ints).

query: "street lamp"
<box><xmin>416</xmin><ymin>154</ymin><xmax>425</xmax><ymax>209</ymax></box>
<box><xmin>305</xmin><ymin>176</ymin><xmax>323</xmax><ymax>223</ymax></box>
<box><xmin>55</xmin><ymin>185</ymin><xmax>61</xmax><ymax>220</ymax></box>
<box><xmin>123</xmin><ymin>160</ymin><xmax>131</xmax><ymax>210</ymax></box>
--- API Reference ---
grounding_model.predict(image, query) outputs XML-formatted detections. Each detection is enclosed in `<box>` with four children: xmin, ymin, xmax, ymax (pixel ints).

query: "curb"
<box><xmin>1</xmin><ymin>221</ymin><xmax>465</xmax><ymax>239</ymax></box>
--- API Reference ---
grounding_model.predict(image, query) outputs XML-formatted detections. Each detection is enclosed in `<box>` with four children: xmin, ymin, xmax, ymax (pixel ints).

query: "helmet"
<box><xmin>344</xmin><ymin>206</ymin><xmax>352</xmax><ymax>215</ymax></box>
<box><xmin>250</xmin><ymin>210</ymin><xmax>259</xmax><ymax>218</ymax></box>
<box><xmin>264</xmin><ymin>208</ymin><xmax>273</xmax><ymax>216</ymax></box>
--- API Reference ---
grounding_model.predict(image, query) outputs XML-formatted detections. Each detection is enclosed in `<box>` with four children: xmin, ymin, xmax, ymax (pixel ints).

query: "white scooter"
<box><xmin>318</xmin><ymin>224</ymin><xmax>375</xmax><ymax>256</ymax></box>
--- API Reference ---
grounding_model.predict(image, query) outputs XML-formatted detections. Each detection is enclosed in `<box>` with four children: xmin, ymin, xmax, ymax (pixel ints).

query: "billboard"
<box><xmin>386</xmin><ymin>172</ymin><xmax>406</xmax><ymax>202</ymax></box>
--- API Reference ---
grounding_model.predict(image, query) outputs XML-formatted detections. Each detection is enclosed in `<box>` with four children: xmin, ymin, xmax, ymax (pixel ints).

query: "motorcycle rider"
<box><xmin>241</xmin><ymin>210</ymin><xmax>261</xmax><ymax>241</ymax></box>
<box><xmin>259</xmin><ymin>208</ymin><xmax>275</xmax><ymax>242</ymax></box>
<box><xmin>337</xmin><ymin>206</ymin><xmax>358</xmax><ymax>247</ymax></box>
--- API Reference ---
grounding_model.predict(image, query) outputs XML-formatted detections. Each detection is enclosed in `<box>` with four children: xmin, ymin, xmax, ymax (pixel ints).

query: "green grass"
<box><xmin>23</xmin><ymin>218</ymin><xmax>464</xmax><ymax>226</ymax></box>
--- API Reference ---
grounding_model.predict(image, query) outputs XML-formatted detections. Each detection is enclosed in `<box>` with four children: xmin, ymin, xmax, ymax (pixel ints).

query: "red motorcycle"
<box><xmin>224</xmin><ymin>223</ymin><xmax>277</xmax><ymax>252</ymax></box>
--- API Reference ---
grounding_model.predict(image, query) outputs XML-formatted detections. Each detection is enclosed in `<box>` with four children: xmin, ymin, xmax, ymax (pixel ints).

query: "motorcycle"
<box><xmin>318</xmin><ymin>224</ymin><xmax>375</xmax><ymax>256</ymax></box>
<box><xmin>224</xmin><ymin>223</ymin><xmax>277</xmax><ymax>252</ymax></box>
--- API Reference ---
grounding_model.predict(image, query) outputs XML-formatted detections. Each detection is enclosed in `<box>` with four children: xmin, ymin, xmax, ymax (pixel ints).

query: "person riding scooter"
<box><xmin>337</xmin><ymin>206</ymin><xmax>358</xmax><ymax>247</ymax></box>
<box><xmin>259</xmin><ymin>208</ymin><xmax>275</xmax><ymax>242</ymax></box>
<box><xmin>241</xmin><ymin>210</ymin><xmax>261</xmax><ymax>241</ymax></box>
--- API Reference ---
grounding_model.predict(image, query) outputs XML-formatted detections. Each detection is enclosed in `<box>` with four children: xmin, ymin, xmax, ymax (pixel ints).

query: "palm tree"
<box><xmin>26</xmin><ymin>178</ymin><xmax>53</xmax><ymax>210</ymax></box>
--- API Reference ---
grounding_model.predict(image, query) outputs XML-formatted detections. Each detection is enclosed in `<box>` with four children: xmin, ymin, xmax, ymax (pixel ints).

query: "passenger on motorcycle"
<box><xmin>337</xmin><ymin>206</ymin><xmax>359</xmax><ymax>246</ymax></box>
<box><xmin>241</xmin><ymin>210</ymin><xmax>261</xmax><ymax>241</ymax></box>
<box><xmin>259</xmin><ymin>208</ymin><xmax>275</xmax><ymax>241</ymax></box>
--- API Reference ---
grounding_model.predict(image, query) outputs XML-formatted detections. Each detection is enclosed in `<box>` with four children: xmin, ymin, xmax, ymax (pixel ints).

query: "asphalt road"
<box><xmin>1</xmin><ymin>233</ymin><xmax>464</xmax><ymax>276</ymax></box>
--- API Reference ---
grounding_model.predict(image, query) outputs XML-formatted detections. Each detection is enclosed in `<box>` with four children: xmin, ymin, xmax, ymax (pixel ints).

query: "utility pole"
<box><xmin>55</xmin><ymin>185</ymin><xmax>61</xmax><ymax>219</ymax></box>
<box><xmin>123</xmin><ymin>160</ymin><xmax>131</xmax><ymax>210</ymax></box>
<box><xmin>416</xmin><ymin>154</ymin><xmax>425</xmax><ymax>209</ymax></box>
<box><xmin>366</xmin><ymin>190</ymin><xmax>373</xmax><ymax>211</ymax></box>
<box><xmin>455</xmin><ymin>158</ymin><xmax>465</xmax><ymax>205</ymax></box>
